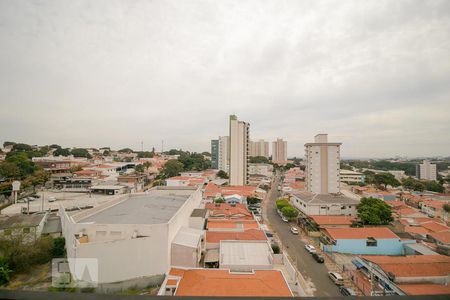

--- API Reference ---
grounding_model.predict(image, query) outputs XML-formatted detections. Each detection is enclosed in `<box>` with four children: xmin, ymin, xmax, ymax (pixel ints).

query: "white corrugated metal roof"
<box><xmin>172</xmin><ymin>227</ymin><xmax>204</xmax><ymax>248</ymax></box>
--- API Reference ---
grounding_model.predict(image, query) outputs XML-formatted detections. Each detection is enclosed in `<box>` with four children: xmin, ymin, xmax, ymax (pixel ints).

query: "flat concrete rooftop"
<box><xmin>80</xmin><ymin>188</ymin><xmax>196</xmax><ymax>225</ymax></box>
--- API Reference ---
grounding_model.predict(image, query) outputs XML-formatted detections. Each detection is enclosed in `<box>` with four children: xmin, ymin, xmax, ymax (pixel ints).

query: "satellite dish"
<box><xmin>12</xmin><ymin>181</ymin><xmax>21</xmax><ymax>191</ymax></box>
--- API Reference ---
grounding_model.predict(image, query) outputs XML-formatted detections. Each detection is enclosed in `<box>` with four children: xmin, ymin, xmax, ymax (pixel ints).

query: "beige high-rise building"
<box><xmin>229</xmin><ymin>115</ymin><xmax>249</xmax><ymax>185</ymax></box>
<box><xmin>249</xmin><ymin>139</ymin><xmax>269</xmax><ymax>158</ymax></box>
<box><xmin>218</xmin><ymin>136</ymin><xmax>229</xmax><ymax>173</ymax></box>
<box><xmin>416</xmin><ymin>160</ymin><xmax>437</xmax><ymax>181</ymax></box>
<box><xmin>305</xmin><ymin>134</ymin><xmax>341</xmax><ymax>194</ymax></box>
<box><xmin>272</xmin><ymin>138</ymin><xmax>287</xmax><ymax>164</ymax></box>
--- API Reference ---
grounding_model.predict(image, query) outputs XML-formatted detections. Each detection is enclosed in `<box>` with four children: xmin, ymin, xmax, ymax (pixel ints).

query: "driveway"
<box><xmin>262</xmin><ymin>175</ymin><xmax>341</xmax><ymax>297</ymax></box>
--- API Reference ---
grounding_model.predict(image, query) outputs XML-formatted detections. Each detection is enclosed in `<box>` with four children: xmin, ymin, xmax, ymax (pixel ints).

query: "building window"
<box><xmin>366</xmin><ymin>237</ymin><xmax>377</xmax><ymax>247</ymax></box>
<box><xmin>23</xmin><ymin>227</ymin><xmax>30</xmax><ymax>234</ymax></box>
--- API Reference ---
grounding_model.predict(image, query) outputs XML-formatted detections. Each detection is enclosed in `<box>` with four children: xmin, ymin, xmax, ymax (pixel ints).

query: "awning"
<box><xmin>204</xmin><ymin>249</ymin><xmax>219</xmax><ymax>263</ymax></box>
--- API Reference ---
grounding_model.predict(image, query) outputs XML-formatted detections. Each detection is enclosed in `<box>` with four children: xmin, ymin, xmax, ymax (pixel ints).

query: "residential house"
<box><xmin>291</xmin><ymin>191</ymin><xmax>359</xmax><ymax>216</ymax></box>
<box><xmin>322</xmin><ymin>227</ymin><xmax>413</xmax><ymax>255</ymax></box>
<box><xmin>352</xmin><ymin>255</ymin><xmax>450</xmax><ymax>296</ymax></box>
<box><xmin>0</xmin><ymin>213</ymin><xmax>48</xmax><ymax>242</ymax></box>
<box><xmin>171</xmin><ymin>227</ymin><xmax>204</xmax><ymax>268</ymax></box>
<box><xmin>160</xmin><ymin>268</ymin><xmax>293</xmax><ymax>297</ymax></box>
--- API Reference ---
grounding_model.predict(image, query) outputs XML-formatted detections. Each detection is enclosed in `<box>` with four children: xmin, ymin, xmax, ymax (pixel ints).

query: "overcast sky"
<box><xmin>0</xmin><ymin>0</ymin><xmax>449</xmax><ymax>158</ymax></box>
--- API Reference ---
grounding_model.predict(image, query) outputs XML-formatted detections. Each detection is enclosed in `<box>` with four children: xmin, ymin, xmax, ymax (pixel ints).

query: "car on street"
<box><xmin>281</xmin><ymin>216</ymin><xmax>289</xmax><ymax>222</ymax></box>
<box><xmin>290</xmin><ymin>227</ymin><xmax>299</xmax><ymax>235</ymax></box>
<box><xmin>48</xmin><ymin>196</ymin><xmax>57</xmax><ymax>202</ymax></box>
<box><xmin>339</xmin><ymin>286</ymin><xmax>357</xmax><ymax>296</ymax></box>
<box><xmin>304</xmin><ymin>244</ymin><xmax>316</xmax><ymax>254</ymax></box>
<box><xmin>265</xmin><ymin>231</ymin><xmax>274</xmax><ymax>238</ymax></box>
<box><xmin>328</xmin><ymin>272</ymin><xmax>344</xmax><ymax>286</ymax></box>
<box><xmin>312</xmin><ymin>252</ymin><xmax>324</xmax><ymax>263</ymax></box>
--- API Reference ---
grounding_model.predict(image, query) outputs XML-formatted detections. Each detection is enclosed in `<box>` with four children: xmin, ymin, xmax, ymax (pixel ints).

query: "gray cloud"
<box><xmin>0</xmin><ymin>0</ymin><xmax>449</xmax><ymax>157</ymax></box>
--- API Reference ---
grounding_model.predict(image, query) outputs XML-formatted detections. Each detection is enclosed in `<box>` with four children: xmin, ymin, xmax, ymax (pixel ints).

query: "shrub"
<box><xmin>271</xmin><ymin>244</ymin><xmax>280</xmax><ymax>254</ymax></box>
<box><xmin>281</xmin><ymin>206</ymin><xmax>299</xmax><ymax>220</ymax></box>
<box><xmin>276</xmin><ymin>198</ymin><xmax>290</xmax><ymax>210</ymax></box>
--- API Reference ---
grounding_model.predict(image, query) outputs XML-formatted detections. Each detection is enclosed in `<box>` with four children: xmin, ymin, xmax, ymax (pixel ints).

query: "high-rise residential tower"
<box><xmin>249</xmin><ymin>139</ymin><xmax>270</xmax><ymax>158</ymax></box>
<box><xmin>305</xmin><ymin>134</ymin><xmax>341</xmax><ymax>194</ymax></box>
<box><xmin>211</xmin><ymin>137</ymin><xmax>229</xmax><ymax>172</ymax></box>
<box><xmin>272</xmin><ymin>138</ymin><xmax>287</xmax><ymax>164</ymax></box>
<box><xmin>229</xmin><ymin>115</ymin><xmax>249</xmax><ymax>185</ymax></box>
<box><xmin>416</xmin><ymin>160</ymin><xmax>437</xmax><ymax>181</ymax></box>
<box><xmin>211</xmin><ymin>139</ymin><xmax>219</xmax><ymax>169</ymax></box>
<box><xmin>218</xmin><ymin>136</ymin><xmax>229</xmax><ymax>173</ymax></box>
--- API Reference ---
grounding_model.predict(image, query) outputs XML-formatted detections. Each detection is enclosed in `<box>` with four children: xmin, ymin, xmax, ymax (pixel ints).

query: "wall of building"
<box><xmin>323</xmin><ymin>238</ymin><xmax>409</xmax><ymax>255</ymax></box>
<box><xmin>171</xmin><ymin>243</ymin><xmax>200</xmax><ymax>268</ymax></box>
<box><xmin>229</xmin><ymin>116</ymin><xmax>249</xmax><ymax>185</ymax></box>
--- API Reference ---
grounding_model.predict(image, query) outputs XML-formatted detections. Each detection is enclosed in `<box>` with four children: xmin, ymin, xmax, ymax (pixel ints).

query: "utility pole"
<box><xmin>161</xmin><ymin>140</ymin><xmax>164</xmax><ymax>153</ymax></box>
<box><xmin>141</xmin><ymin>141</ymin><xmax>144</xmax><ymax>152</ymax></box>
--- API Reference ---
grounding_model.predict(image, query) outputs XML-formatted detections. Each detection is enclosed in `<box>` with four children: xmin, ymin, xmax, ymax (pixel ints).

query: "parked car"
<box><xmin>48</xmin><ymin>196</ymin><xmax>57</xmax><ymax>202</ymax></box>
<box><xmin>304</xmin><ymin>244</ymin><xmax>316</xmax><ymax>254</ymax></box>
<box><xmin>30</xmin><ymin>194</ymin><xmax>40</xmax><ymax>199</ymax></box>
<box><xmin>328</xmin><ymin>272</ymin><xmax>344</xmax><ymax>286</ymax></box>
<box><xmin>290</xmin><ymin>227</ymin><xmax>299</xmax><ymax>235</ymax></box>
<box><xmin>339</xmin><ymin>287</ymin><xmax>357</xmax><ymax>296</ymax></box>
<box><xmin>312</xmin><ymin>252</ymin><xmax>324</xmax><ymax>263</ymax></box>
<box><xmin>281</xmin><ymin>216</ymin><xmax>289</xmax><ymax>222</ymax></box>
<box><xmin>265</xmin><ymin>231</ymin><xmax>274</xmax><ymax>238</ymax></box>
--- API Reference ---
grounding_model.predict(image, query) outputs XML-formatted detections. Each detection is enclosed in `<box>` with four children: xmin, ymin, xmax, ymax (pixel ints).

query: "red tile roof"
<box><xmin>207</xmin><ymin>219</ymin><xmax>259</xmax><ymax>230</ymax></box>
<box><xmin>428</xmin><ymin>231</ymin><xmax>450</xmax><ymax>244</ymax></box>
<box><xmin>397</xmin><ymin>283</ymin><xmax>450</xmax><ymax>296</ymax></box>
<box><xmin>206</xmin><ymin>229</ymin><xmax>267</xmax><ymax>243</ymax></box>
<box><xmin>309</xmin><ymin>215</ymin><xmax>356</xmax><ymax>226</ymax></box>
<box><xmin>422</xmin><ymin>200</ymin><xmax>448</xmax><ymax>209</ymax></box>
<box><xmin>404</xmin><ymin>226</ymin><xmax>429</xmax><ymax>235</ymax></box>
<box><xmin>421</xmin><ymin>221</ymin><xmax>449</xmax><ymax>233</ymax></box>
<box><xmin>362</xmin><ymin>255</ymin><xmax>450</xmax><ymax>277</ymax></box>
<box><xmin>324</xmin><ymin>227</ymin><xmax>399</xmax><ymax>240</ymax></box>
<box><xmin>204</xmin><ymin>182</ymin><xmax>256</xmax><ymax>198</ymax></box>
<box><xmin>205</xmin><ymin>203</ymin><xmax>253</xmax><ymax>219</ymax></box>
<box><xmin>166</xmin><ymin>176</ymin><xmax>190</xmax><ymax>181</ymax></box>
<box><xmin>172</xmin><ymin>269</ymin><xmax>292</xmax><ymax>297</ymax></box>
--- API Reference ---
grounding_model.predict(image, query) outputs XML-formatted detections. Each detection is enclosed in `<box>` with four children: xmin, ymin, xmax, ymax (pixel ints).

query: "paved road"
<box><xmin>263</xmin><ymin>176</ymin><xmax>341</xmax><ymax>297</ymax></box>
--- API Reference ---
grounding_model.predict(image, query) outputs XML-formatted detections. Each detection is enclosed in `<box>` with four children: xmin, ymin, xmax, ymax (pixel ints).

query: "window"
<box><xmin>366</xmin><ymin>237</ymin><xmax>377</xmax><ymax>247</ymax></box>
<box><xmin>23</xmin><ymin>227</ymin><xmax>30</xmax><ymax>234</ymax></box>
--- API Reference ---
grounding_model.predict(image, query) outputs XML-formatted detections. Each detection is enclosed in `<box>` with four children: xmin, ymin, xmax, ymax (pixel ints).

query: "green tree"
<box><xmin>217</xmin><ymin>170</ymin><xmax>229</xmax><ymax>179</ymax></box>
<box><xmin>5</xmin><ymin>152</ymin><xmax>36</xmax><ymax>178</ymax></box>
<box><xmin>71</xmin><ymin>148</ymin><xmax>92</xmax><ymax>158</ymax></box>
<box><xmin>281</xmin><ymin>206</ymin><xmax>299</xmax><ymax>220</ymax></box>
<box><xmin>118</xmin><ymin>148</ymin><xmax>134</xmax><ymax>153</ymax></box>
<box><xmin>250</xmin><ymin>156</ymin><xmax>270</xmax><ymax>164</ymax></box>
<box><xmin>3</xmin><ymin>142</ymin><xmax>16</xmax><ymax>148</ymax></box>
<box><xmin>12</xmin><ymin>143</ymin><xmax>32</xmax><ymax>152</ymax></box>
<box><xmin>135</xmin><ymin>165</ymin><xmax>145</xmax><ymax>173</ymax></box>
<box><xmin>137</xmin><ymin>151</ymin><xmax>154</xmax><ymax>158</ymax></box>
<box><xmin>163</xmin><ymin>160</ymin><xmax>184</xmax><ymax>177</ymax></box>
<box><xmin>53</xmin><ymin>147</ymin><xmax>71</xmax><ymax>156</ymax></box>
<box><xmin>443</xmin><ymin>203</ymin><xmax>450</xmax><ymax>213</ymax></box>
<box><xmin>214</xmin><ymin>197</ymin><xmax>225</xmax><ymax>203</ymax></box>
<box><xmin>0</xmin><ymin>259</ymin><xmax>12</xmax><ymax>285</ymax></box>
<box><xmin>357</xmin><ymin>197</ymin><xmax>393</xmax><ymax>225</ymax></box>
<box><xmin>423</xmin><ymin>180</ymin><xmax>445</xmax><ymax>193</ymax></box>
<box><xmin>0</xmin><ymin>162</ymin><xmax>21</xmax><ymax>179</ymax></box>
<box><xmin>373</xmin><ymin>173</ymin><xmax>400</xmax><ymax>190</ymax></box>
<box><xmin>143</xmin><ymin>161</ymin><xmax>152</xmax><ymax>171</ymax></box>
<box><xmin>276</xmin><ymin>198</ymin><xmax>290</xmax><ymax>210</ymax></box>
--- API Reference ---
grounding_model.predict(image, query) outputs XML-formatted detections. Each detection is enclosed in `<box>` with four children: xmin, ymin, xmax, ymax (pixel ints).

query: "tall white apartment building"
<box><xmin>305</xmin><ymin>134</ymin><xmax>341</xmax><ymax>194</ymax></box>
<box><xmin>249</xmin><ymin>139</ymin><xmax>269</xmax><ymax>158</ymax></box>
<box><xmin>229</xmin><ymin>115</ymin><xmax>249</xmax><ymax>185</ymax></box>
<box><xmin>272</xmin><ymin>138</ymin><xmax>287</xmax><ymax>164</ymax></box>
<box><xmin>218</xmin><ymin>136</ymin><xmax>229</xmax><ymax>173</ymax></box>
<box><xmin>416</xmin><ymin>160</ymin><xmax>437</xmax><ymax>181</ymax></box>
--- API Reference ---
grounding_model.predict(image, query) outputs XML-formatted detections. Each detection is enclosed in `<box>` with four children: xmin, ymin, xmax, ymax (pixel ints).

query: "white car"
<box><xmin>304</xmin><ymin>244</ymin><xmax>316</xmax><ymax>254</ymax></box>
<box><xmin>48</xmin><ymin>196</ymin><xmax>57</xmax><ymax>202</ymax></box>
<box><xmin>281</xmin><ymin>216</ymin><xmax>289</xmax><ymax>222</ymax></box>
<box><xmin>290</xmin><ymin>227</ymin><xmax>299</xmax><ymax>235</ymax></box>
<box><xmin>328</xmin><ymin>271</ymin><xmax>344</xmax><ymax>286</ymax></box>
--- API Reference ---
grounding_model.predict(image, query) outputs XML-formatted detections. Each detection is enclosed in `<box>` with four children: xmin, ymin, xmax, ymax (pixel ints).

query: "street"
<box><xmin>262</xmin><ymin>175</ymin><xmax>341</xmax><ymax>297</ymax></box>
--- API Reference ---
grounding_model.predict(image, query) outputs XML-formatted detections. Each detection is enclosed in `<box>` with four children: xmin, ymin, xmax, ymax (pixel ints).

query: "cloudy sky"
<box><xmin>0</xmin><ymin>0</ymin><xmax>449</xmax><ymax>158</ymax></box>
